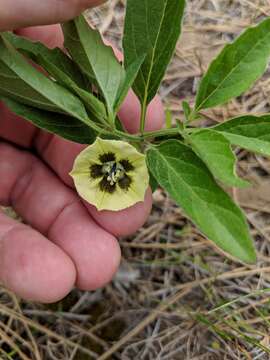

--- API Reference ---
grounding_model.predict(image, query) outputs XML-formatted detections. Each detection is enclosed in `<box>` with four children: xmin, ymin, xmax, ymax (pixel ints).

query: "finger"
<box><xmin>0</xmin><ymin>0</ymin><xmax>106</xmax><ymax>31</ymax></box>
<box><xmin>84</xmin><ymin>188</ymin><xmax>153</xmax><ymax>237</ymax></box>
<box><xmin>16</xmin><ymin>24</ymin><xmax>64</xmax><ymax>49</ymax></box>
<box><xmin>118</xmin><ymin>91</ymin><xmax>164</xmax><ymax>134</ymax></box>
<box><xmin>0</xmin><ymin>211</ymin><xmax>76</xmax><ymax>303</ymax></box>
<box><xmin>0</xmin><ymin>101</ymin><xmax>37</xmax><ymax>148</ymax></box>
<box><xmin>0</xmin><ymin>142</ymin><xmax>121</xmax><ymax>290</ymax></box>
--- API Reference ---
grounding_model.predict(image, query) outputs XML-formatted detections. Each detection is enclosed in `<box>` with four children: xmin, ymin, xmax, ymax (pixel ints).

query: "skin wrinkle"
<box><xmin>0</xmin><ymin>223</ymin><xmax>30</xmax><ymax>286</ymax></box>
<box><xmin>34</xmin><ymin>133</ymin><xmax>54</xmax><ymax>160</ymax></box>
<box><xmin>0</xmin><ymin>103</ymin><xmax>37</xmax><ymax>148</ymax></box>
<box><xmin>0</xmin><ymin>142</ymin><xmax>36</xmax><ymax>205</ymax></box>
<box><xmin>46</xmin><ymin>199</ymin><xmax>80</xmax><ymax>237</ymax></box>
<box><xmin>0</xmin><ymin>222</ymin><xmax>23</xmax><ymax>244</ymax></box>
<box><xmin>0</xmin><ymin>213</ymin><xmax>16</xmax><ymax>284</ymax></box>
<box><xmin>9</xmin><ymin>156</ymin><xmax>37</xmax><ymax>208</ymax></box>
<box><xmin>29</xmin><ymin>127</ymin><xmax>42</xmax><ymax>149</ymax></box>
<box><xmin>0</xmin><ymin>227</ymin><xmax>24</xmax><ymax>285</ymax></box>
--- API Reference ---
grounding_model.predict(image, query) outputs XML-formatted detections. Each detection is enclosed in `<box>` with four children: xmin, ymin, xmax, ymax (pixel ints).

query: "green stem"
<box><xmin>114</xmin><ymin>130</ymin><xmax>142</xmax><ymax>141</ymax></box>
<box><xmin>114</xmin><ymin>127</ymin><xmax>182</xmax><ymax>142</ymax></box>
<box><xmin>139</xmin><ymin>95</ymin><xmax>148</xmax><ymax>133</ymax></box>
<box><xmin>107</xmin><ymin>108</ymin><xmax>116</xmax><ymax>129</ymax></box>
<box><xmin>184</xmin><ymin>127</ymin><xmax>201</xmax><ymax>134</ymax></box>
<box><xmin>88</xmin><ymin>118</ymin><xmax>115</xmax><ymax>135</ymax></box>
<box><xmin>81</xmin><ymin>118</ymin><xmax>106</xmax><ymax>134</ymax></box>
<box><xmin>142</xmin><ymin>127</ymin><xmax>182</xmax><ymax>138</ymax></box>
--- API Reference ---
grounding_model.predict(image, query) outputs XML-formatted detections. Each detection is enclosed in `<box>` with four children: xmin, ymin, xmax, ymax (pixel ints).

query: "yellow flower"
<box><xmin>70</xmin><ymin>137</ymin><xmax>149</xmax><ymax>211</ymax></box>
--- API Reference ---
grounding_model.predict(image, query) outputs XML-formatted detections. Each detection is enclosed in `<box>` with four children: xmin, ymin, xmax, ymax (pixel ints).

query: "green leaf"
<box><xmin>114</xmin><ymin>55</ymin><xmax>145</xmax><ymax>112</ymax></box>
<box><xmin>149</xmin><ymin>170</ymin><xmax>159</xmax><ymax>193</ymax></box>
<box><xmin>0</xmin><ymin>60</ymin><xmax>58</xmax><ymax>112</ymax></box>
<box><xmin>195</xmin><ymin>18</ymin><xmax>270</xmax><ymax>111</ymax></box>
<box><xmin>182</xmin><ymin>101</ymin><xmax>191</xmax><ymax>122</ymax></box>
<box><xmin>5</xmin><ymin>28</ymin><xmax>105</xmax><ymax>125</ymax></box>
<box><xmin>165</xmin><ymin>108</ymin><xmax>173</xmax><ymax>128</ymax></box>
<box><xmin>213</xmin><ymin>115</ymin><xmax>270</xmax><ymax>156</ymax></box>
<box><xmin>62</xmin><ymin>15</ymin><xmax>125</xmax><ymax>115</ymax></box>
<box><xmin>61</xmin><ymin>20</ymin><xmax>95</xmax><ymax>81</ymax></box>
<box><xmin>2</xmin><ymin>31</ymin><xmax>88</xmax><ymax>89</ymax></box>
<box><xmin>147</xmin><ymin>140</ymin><xmax>256</xmax><ymax>263</ymax></box>
<box><xmin>123</xmin><ymin>0</ymin><xmax>185</xmax><ymax>105</ymax></box>
<box><xmin>1</xmin><ymin>97</ymin><xmax>95</xmax><ymax>144</ymax></box>
<box><xmin>0</xmin><ymin>36</ymin><xmax>90</xmax><ymax>125</ymax></box>
<box><xmin>33</xmin><ymin>54</ymin><xmax>107</xmax><ymax>124</ymax></box>
<box><xmin>188</xmin><ymin>129</ymin><xmax>250</xmax><ymax>188</ymax></box>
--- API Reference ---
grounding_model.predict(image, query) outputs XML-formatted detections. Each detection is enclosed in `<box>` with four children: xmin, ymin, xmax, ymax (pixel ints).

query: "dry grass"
<box><xmin>2</xmin><ymin>0</ymin><xmax>270</xmax><ymax>359</ymax></box>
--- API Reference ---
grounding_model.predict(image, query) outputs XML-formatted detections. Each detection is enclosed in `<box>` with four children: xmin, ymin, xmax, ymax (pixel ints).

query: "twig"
<box><xmin>98</xmin><ymin>266</ymin><xmax>270</xmax><ymax>359</ymax></box>
<box><xmin>0</xmin><ymin>304</ymin><xmax>99</xmax><ymax>359</ymax></box>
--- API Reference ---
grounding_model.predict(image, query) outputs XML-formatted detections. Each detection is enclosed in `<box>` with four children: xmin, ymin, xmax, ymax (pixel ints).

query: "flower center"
<box><xmin>90</xmin><ymin>155</ymin><xmax>134</xmax><ymax>193</ymax></box>
<box><xmin>102</xmin><ymin>161</ymin><xmax>125</xmax><ymax>186</ymax></box>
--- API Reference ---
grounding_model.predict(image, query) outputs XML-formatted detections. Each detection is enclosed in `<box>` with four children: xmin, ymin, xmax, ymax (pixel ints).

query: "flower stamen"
<box><xmin>90</xmin><ymin>154</ymin><xmax>135</xmax><ymax>193</ymax></box>
<box><xmin>102</xmin><ymin>161</ymin><xmax>125</xmax><ymax>186</ymax></box>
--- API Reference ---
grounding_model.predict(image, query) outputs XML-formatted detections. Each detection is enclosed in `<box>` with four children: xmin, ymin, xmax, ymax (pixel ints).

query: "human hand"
<box><xmin>0</xmin><ymin>1</ymin><xmax>164</xmax><ymax>303</ymax></box>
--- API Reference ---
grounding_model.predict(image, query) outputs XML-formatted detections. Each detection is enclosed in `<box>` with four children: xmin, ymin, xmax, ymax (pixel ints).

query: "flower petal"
<box><xmin>70</xmin><ymin>137</ymin><xmax>149</xmax><ymax>211</ymax></box>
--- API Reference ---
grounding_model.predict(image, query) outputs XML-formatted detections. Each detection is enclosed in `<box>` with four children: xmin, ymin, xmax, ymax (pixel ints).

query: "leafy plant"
<box><xmin>3</xmin><ymin>0</ymin><xmax>270</xmax><ymax>263</ymax></box>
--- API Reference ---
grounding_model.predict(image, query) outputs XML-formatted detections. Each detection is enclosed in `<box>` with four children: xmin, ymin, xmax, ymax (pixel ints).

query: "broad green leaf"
<box><xmin>62</xmin><ymin>15</ymin><xmax>125</xmax><ymax>115</ymax></box>
<box><xmin>0</xmin><ymin>36</ymin><xmax>90</xmax><ymax>125</ymax></box>
<box><xmin>0</xmin><ymin>60</ymin><xmax>58</xmax><ymax>112</ymax></box>
<box><xmin>2</xmin><ymin>32</ymin><xmax>88</xmax><ymax>89</ymax></box>
<box><xmin>123</xmin><ymin>0</ymin><xmax>185</xmax><ymax>105</ymax></box>
<box><xmin>114</xmin><ymin>55</ymin><xmax>145</xmax><ymax>112</ymax></box>
<box><xmin>188</xmin><ymin>129</ymin><xmax>249</xmax><ymax>188</ymax></box>
<box><xmin>213</xmin><ymin>115</ymin><xmax>270</xmax><ymax>156</ymax></box>
<box><xmin>33</xmin><ymin>54</ymin><xmax>107</xmax><ymax>124</ymax></box>
<box><xmin>1</xmin><ymin>97</ymin><xmax>95</xmax><ymax>144</ymax></box>
<box><xmin>149</xmin><ymin>170</ymin><xmax>159</xmax><ymax>193</ymax></box>
<box><xmin>61</xmin><ymin>20</ymin><xmax>95</xmax><ymax>81</ymax></box>
<box><xmin>147</xmin><ymin>140</ymin><xmax>256</xmax><ymax>263</ymax></box>
<box><xmin>195</xmin><ymin>18</ymin><xmax>270</xmax><ymax>111</ymax></box>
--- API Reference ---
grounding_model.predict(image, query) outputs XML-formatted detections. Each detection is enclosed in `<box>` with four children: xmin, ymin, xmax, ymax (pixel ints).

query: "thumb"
<box><xmin>0</xmin><ymin>0</ymin><xmax>105</xmax><ymax>31</ymax></box>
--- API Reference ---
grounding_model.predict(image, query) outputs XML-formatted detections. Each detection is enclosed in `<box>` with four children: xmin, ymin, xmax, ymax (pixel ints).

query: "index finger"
<box><xmin>0</xmin><ymin>0</ymin><xmax>105</xmax><ymax>31</ymax></box>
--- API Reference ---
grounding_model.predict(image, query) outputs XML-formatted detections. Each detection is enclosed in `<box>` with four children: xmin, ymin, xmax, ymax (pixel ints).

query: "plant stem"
<box><xmin>82</xmin><ymin>118</ymin><xmax>106</xmax><ymax>134</ymax></box>
<box><xmin>108</xmin><ymin>108</ymin><xmax>116</xmax><ymax>129</ymax></box>
<box><xmin>114</xmin><ymin>127</ymin><xmax>182</xmax><ymax>142</ymax></box>
<box><xmin>114</xmin><ymin>130</ymin><xmax>142</xmax><ymax>141</ymax></box>
<box><xmin>139</xmin><ymin>95</ymin><xmax>148</xmax><ymax>133</ymax></box>
<box><xmin>142</xmin><ymin>127</ymin><xmax>182</xmax><ymax>138</ymax></box>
